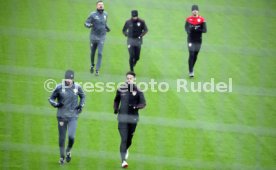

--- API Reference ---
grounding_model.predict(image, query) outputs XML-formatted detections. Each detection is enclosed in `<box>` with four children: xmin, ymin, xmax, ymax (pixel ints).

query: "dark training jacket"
<box><xmin>114</xmin><ymin>83</ymin><xmax>146</xmax><ymax>123</ymax></box>
<box><xmin>185</xmin><ymin>15</ymin><xmax>207</xmax><ymax>43</ymax></box>
<box><xmin>122</xmin><ymin>18</ymin><xmax>148</xmax><ymax>46</ymax></box>
<box><xmin>49</xmin><ymin>83</ymin><xmax>85</xmax><ymax>118</ymax></box>
<box><xmin>84</xmin><ymin>10</ymin><xmax>110</xmax><ymax>41</ymax></box>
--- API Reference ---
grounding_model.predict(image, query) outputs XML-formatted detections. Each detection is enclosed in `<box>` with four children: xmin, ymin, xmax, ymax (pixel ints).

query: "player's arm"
<box><xmin>105</xmin><ymin>13</ymin><xmax>111</xmax><ymax>32</ymax></box>
<box><xmin>78</xmin><ymin>85</ymin><xmax>85</xmax><ymax>108</ymax></box>
<box><xmin>105</xmin><ymin>25</ymin><xmax>111</xmax><ymax>32</ymax></box>
<box><xmin>75</xmin><ymin>85</ymin><xmax>85</xmax><ymax>113</ymax></box>
<box><xmin>202</xmin><ymin>21</ymin><xmax>207</xmax><ymax>33</ymax></box>
<box><xmin>113</xmin><ymin>90</ymin><xmax>121</xmax><ymax>114</ymax></box>
<box><xmin>84</xmin><ymin>13</ymin><xmax>94</xmax><ymax>28</ymax></box>
<box><xmin>48</xmin><ymin>86</ymin><xmax>63</xmax><ymax>108</ymax></box>
<box><xmin>185</xmin><ymin>21</ymin><xmax>191</xmax><ymax>33</ymax></box>
<box><xmin>140</xmin><ymin>21</ymin><xmax>148</xmax><ymax>38</ymax></box>
<box><xmin>122</xmin><ymin>21</ymin><xmax>129</xmax><ymax>37</ymax></box>
<box><xmin>136</xmin><ymin>91</ymin><xmax>146</xmax><ymax>109</ymax></box>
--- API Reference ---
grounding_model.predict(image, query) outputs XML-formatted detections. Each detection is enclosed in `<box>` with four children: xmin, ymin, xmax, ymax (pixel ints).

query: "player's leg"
<box><xmin>118</xmin><ymin>124</ymin><xmax>128</xmax><ymax>162</ymax></box>
<box><xmin>133</xmin><ymin>46</ymin><xmax>141</xmax><ymax>66</ymax></box>
<box><xmin>192</xmin><ymin>43</ymin><xmax>202</xmax><ymax>68</ymax></box>
<box><xmin>57</xmin><ymin>117</ymin><xmax>68</xmax><ymax>164</ymax></box>
<box><xmin>188</xmin><ymin>42</ymin><xmax>196</xmax><ymax>77</ymax></box>
<box><xmin>90</xmin><ymin>41</ymin><xmax>98</xmax><ymax>73</ymax></box>
<box><xmin>188</xmin><ymin>51</ymin><xmax>195</xmax><ymax>73</ymax></box>
<box><xmin>126</xmin><ymin>123</ymin><xmax>137</xmax><ymax>150</ymax></box>
<box><xmin>128</xmin><ymin>45</ymin><xmax>135</xmax><ymax>71</ymax></box>
<box><xmin>95</xmin><ymin>40</ymin><xmax>105</xmax><ymax>75</ymax></box>
<box><xmin>66</xmin><ymin>117</ymin><xmax>78</xmax><ymax>162</ymax></box>
<box><xmin>119</xmin><ymin>127</ymin><xmax>129</xmax><ymax>168</ymax></box>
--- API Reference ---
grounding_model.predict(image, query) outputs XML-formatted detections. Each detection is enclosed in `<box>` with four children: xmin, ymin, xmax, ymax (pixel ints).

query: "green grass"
<box><xmin>0</xmin><ymin>0</ymin><xmax>276</xmax><ymax>169</ymax></box>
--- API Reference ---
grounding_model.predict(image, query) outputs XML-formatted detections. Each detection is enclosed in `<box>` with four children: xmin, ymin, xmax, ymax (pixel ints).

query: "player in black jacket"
<box><xmin>185</xmin><ymin>5</ymin><xmax>207</xmax><ymax>77</ymax></box>
<box><xmin>122</xmin><ymin>10</ymin><xmax>148</xmax><ymax>72</ymax></box>
<box><xmin>113</xmin><ymin>71</ymin><xmax>146</xmax><ymax>168</ymax></box>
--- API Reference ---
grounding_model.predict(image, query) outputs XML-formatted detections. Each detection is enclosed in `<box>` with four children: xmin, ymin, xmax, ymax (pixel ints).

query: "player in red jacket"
<box><xmin>185</xmin><ymin>5</ymin><xmax>207</xmax><ymax>78</ymax></box>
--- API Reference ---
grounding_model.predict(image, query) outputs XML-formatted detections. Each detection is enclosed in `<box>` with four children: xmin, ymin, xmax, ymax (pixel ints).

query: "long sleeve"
<box><xmin>105</xmin><ymin>25</ymin><xmax>110</xmax><ymax>32</ymax></box>
<box><xmin>84</xmin><ymin>13</ymin><xmax>93</xmax><ymax>28</ymax></box>
<box><xmin>78</xmin><ymin>86</ymin><xmax>85</xmax><ymax>107</ymax></box>
<box><xmin>122</xmin><ymin>21</ymin><xmax>128</xmax><ymax>37</ymax></box>
<box><xmin>48</xmin><ymin>87</ymin><xmax>59</xmax><ymax>107</ymax></box>
<box><xmin>185</xmin><ymin>21</ymin><xmax>191</xmax><ymax>34</ymax></box>
<box><xmin>202</xmin><ymin>21</ymin><xmax>207</xmax><ymax>33</ymax></box>
<box><xmin>105</xmin><ymin>14</ymin><xmax>110</xmax><ymax>32</ymax></box>
<box><xmin>114</xmin><ymin>90</ymin><xmax>121</xmax><ymax>112</ymax></box>
<box><xmin>140</xmin><ymin>21</ymin><xmax>148</xmax><ymax>37</ymax></box>
<box><xmin>136</xmin><ymin>92</ymin><xmax>146</xmax><ymax>109</ymax></box>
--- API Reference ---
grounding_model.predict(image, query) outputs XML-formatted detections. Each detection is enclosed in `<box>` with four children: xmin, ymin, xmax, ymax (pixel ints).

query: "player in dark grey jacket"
<box><xmin>85</xmin><ymin>0</ymin><xmax>110</xmax><ymax>76</ymax></box>
<box><xmin>49</xmin><ymin>70</ymin><xmax>85</xmax><ymax>165</ymax></box>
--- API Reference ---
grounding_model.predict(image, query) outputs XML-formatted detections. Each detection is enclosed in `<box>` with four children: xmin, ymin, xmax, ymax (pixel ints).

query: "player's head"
<box><xmin>126</xmin><ymin>71</ymin><xmax>136</xmax><ymax>84</ymax></box>
<box><xmin>96</xmin><ymin>0</ymin><xmax>104</xmax><ymax>12</ymax></box>
<box><xmin>191</xmin><ymin>4</ymin><xmax>199</xmax><ymax>16</ymax></box>
<box><xmin>64</xmin><ymin>69</ymin><xmax>74</xmax><ymax>85</ymax></box>
<box><xmin>131</xmin><ymin>10</ymin><xmax>138</xmax><ymax>20</ymax></box>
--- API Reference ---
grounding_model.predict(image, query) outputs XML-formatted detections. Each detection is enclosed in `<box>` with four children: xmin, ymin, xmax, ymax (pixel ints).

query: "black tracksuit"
<box><xmin>122</xmin><ymin>18</ymin><xmax>148</xmax><ymax>71</ymax></box>
<box><xmin>113</xmin><ymin>83</ymin><xmax>146</xmax><ymax>162</ymax></box>
<box><xmin>185</xmin><ymin>15</ymin><xmax>207</xmax><ymax>73</ymax></box>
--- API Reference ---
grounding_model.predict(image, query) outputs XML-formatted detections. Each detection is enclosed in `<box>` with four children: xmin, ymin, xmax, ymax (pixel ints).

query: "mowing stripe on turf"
<box><xmin>0</xmin><ymin>103</ymin><xmax>275</xmax><ymax>137</ymax></box>
<box><xmin>1</xmin><ymin>26</ymin><xmax>276</xmax><ymax>56</ymax></box>
<box><xmin>0</xmin><ymin>65</ymin><xmax>275</xmax><ymax>97</ymax></box>
<box><xmin>0</xmin><ymin>141</ymin><xmax>273</xmax><ymax>170</ymax></box>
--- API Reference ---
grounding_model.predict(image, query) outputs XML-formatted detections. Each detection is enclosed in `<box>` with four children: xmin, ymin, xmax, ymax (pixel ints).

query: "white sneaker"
<box><xmin>66</xmin><ymin>151</ymin><xmax>71</xmax><ymax>163</ymax></box>
<box><xmin>95</xmin><ymin>70</ymin><xmax>99</xmax><ymax>76</ymax></box>
<box><xmin>59</xmin><ymin>157</ymin><xmax>65</xmax><ymax>165</ymax></box>
<box><xmin>121</xmin><ymin>160</ymin><xmax>128</xmax><ymax>168</ymax></box>
<box><xmin>125</xmin><ymin>150</ymin><xmax>129</xmax><ymax>160</ymax></box>
<box><xmin>189</xmin><ymin>72</ymin><xmax>194</xmax><ymax>78</ymax></box>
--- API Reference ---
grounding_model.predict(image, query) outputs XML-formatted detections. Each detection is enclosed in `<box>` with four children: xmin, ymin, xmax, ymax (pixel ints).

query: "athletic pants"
<box><xmin>118</xmin><ymin>122</ymin><xmax>137</xmax><ymax>161</ymax></box>
<box><xmin>188</xmin><ymin>41</ymin><xmax>202</xmax><ymax>73</ymax></box>
<box><xmin>57</xmin><ymin>117</ymin><xmax>78</xmax><ymax>158</ymax></box>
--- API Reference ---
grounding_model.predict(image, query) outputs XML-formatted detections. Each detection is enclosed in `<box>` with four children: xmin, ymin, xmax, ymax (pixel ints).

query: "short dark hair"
<box><xmin>126</xmin><ymin>71</ymin><xmax>136</xmax><ymax>77</ymax></box>
<box><xmin>191</xmin><ymin>5</ymin><xmax>199</xmax><ymax>11</ymax></box>
<box><xmin>96</xmin><ymin>0</ymin><xmax>103</xmax><ymax>4</ymax></box>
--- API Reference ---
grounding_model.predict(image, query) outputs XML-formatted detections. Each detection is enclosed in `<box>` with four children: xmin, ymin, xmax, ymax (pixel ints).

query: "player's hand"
<box><xmin>133</xmin><ymin>106</ymin><xmax>138</xmax><ymax>111</ymax></box>
<box><xmin>85</xmin><ymin>23</ymin><xmax>92</xmax><ymax>28</ymax></box>
<box><xmin>129</xmin><ymin>104</ymin><xmax>138</xmax><ymax>110</ymax></box>
<box><xmin>191</xmin><ymin>24</ymin><xmax>198</xmax><ymax>29</ymax></box>
<box><xmin>75</xmin><ymin>105</ymin><xmax>83</xmax><ymax>114</ymax></box>
<box><xmin>123</xmin><ymin>32</ymin><xmax>128</xmax><ymax>37</ymax></box>
<box><xmin>106</xmin><ymin>26</ymin><xmax>111</xmax><ymax>32</ymax></box>
<box><xmin>55</xmin><ymin>103</ymin><xmax>64</xmax><ymax>108</ymax></box>
<box><xmin>194</xmin><ymin>25</ymin><xmax>200</xmax><ymax>30</ymax></box>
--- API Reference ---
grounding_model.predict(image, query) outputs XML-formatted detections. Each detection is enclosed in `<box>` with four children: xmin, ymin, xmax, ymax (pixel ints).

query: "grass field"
<box><xmin>0</xmin><ymin>0</ymin><xmax>276</xmax><ymax>169</ymax></box>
